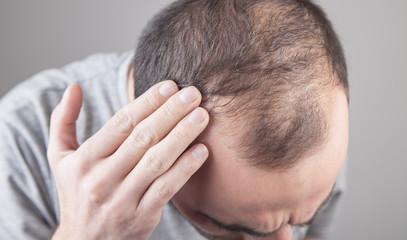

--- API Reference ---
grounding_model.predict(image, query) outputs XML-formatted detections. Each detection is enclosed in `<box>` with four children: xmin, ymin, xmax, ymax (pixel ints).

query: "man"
<box><xmin>0</xmin><ymin>0</ymin><xmax>348</xmax><ymax>239</ymax></box>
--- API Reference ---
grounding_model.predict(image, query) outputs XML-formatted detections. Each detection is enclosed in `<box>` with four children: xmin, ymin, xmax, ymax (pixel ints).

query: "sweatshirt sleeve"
<box><xmin>0</xmin><ymin>84</ymin><xmax>62</xmax><ymax>239</ymax></box>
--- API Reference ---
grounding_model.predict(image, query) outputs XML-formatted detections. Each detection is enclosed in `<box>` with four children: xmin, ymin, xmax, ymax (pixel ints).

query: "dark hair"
<box><xmin>133</xmin><ymin>0</ymin><xmax>348</xmax><ymax>169</ymax></box>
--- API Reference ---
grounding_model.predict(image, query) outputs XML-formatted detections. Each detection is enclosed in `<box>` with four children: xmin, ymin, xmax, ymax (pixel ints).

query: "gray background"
<box><xmin>1</xmin><ymin>0</ymin><xmax>406</xmax><ymax>239</ymax></box>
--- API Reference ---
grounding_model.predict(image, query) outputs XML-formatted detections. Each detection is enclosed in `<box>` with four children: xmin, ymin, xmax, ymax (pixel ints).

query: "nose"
<box><xmin>241</xmin><ymin>224</ymin><xmax>293</xmax><ymax>240</ymax></box>
<box><xmin>272</xmin><ymin>225</ymin><xmax>292</xmax><ymax>240</ymax></box>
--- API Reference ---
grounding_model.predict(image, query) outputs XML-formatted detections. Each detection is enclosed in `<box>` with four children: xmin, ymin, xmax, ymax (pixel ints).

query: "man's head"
<box><xmin>171</xmin><ymin>88</ymin><xmax>348</xmax><ymax>239</ymax></box>
<box><xmin>132</xmin><ymin>0</ymin><xmax>348</xmax><ymax>239</ymax></box>
<box><xmin>133</xmin><ymin>0</ymin><xmax>348</xmax><ymax>169</ymax></box>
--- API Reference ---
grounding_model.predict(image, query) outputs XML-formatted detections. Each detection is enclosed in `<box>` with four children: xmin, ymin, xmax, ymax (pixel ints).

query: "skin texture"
<box><xmin>48</xmin><ymin>68</ymin><xmax>347</xmax><ymax>240</ymax></box>
<box><xmin>172</xmin><ymin>88</ymin><xmax>349</xmax><ymax>240</ymax></box>
<box><xmin>48</xmin><ymin>81</ymin><xmax>209</xmax><ymax>240</ymax></box>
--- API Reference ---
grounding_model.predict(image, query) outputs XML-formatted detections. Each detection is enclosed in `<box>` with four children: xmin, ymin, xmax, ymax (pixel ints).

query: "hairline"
<box><xmin>132</xmin><ymin>0</ymin><xmax>349</xmax><ymax>169</ymax></box>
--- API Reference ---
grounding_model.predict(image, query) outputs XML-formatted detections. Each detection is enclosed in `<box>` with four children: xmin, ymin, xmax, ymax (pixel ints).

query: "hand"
<box><xmin>48</xmin><ymin>81</ymin><xmax>209</xmax><ymax>240</ymax></box>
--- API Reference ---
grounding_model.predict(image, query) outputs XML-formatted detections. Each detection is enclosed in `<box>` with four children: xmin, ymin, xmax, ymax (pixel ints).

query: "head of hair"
<box><xmin>132</xmin><ymin>0</ymin><xmax>348</xmax><ymax>169</ymax></box>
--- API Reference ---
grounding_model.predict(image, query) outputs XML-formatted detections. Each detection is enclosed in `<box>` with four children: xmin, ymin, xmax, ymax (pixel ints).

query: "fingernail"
<box><xmin>179</xmin><ymin>87</ymin><xmax>198</xmax><ymax>104</ymax></box>
<box><xmin>159</xmin><ymin>82</ymin><xmax>177</xmax><ymax>97</ymax></box>
<box><xmin>192</xmin><ymin>144</ymin><xmax>208</xmax><ymax>160</ymax></box>
<box><xmin>188</xmin><ymin>108</ymin><xmax>206</xmax><ymax>124</ymax></box>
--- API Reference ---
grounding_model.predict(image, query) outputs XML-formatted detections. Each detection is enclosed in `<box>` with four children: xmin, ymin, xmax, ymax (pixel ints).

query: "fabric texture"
<box><xmin>0</xmin><ymin>52</ymin><xmax>346</xmax><ymax>240</ymax></box>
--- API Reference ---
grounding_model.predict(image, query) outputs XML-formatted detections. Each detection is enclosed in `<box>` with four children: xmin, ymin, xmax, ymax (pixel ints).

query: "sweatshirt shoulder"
<box><xmin>0</xmin><ymin>52</ymin><xmax>131</xmax><ymax>117</ymax></box>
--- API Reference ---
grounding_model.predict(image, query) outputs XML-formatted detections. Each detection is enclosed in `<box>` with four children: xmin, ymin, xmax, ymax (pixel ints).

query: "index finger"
<box><xmin>79</xmin><ymin>80</ymin><xmax>178</xmax><ymax>159</ymax></box>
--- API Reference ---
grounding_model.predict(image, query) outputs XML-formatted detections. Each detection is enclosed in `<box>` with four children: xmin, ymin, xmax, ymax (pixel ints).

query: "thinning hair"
<box><xmin>132</xmin><ymin>0</ymin><xmax>348</xmax><ymax>169</ymax></box>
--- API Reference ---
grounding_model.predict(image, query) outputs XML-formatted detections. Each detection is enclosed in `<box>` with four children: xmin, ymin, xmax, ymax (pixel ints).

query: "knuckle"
<box><xmin>143</xmin><ymin>93</ymin><xmax>159</xmax><ymax>110</ymax></box>
<box><xmin>161</xmin><ymin>102</ymin><xmax>180</xmax><ymax>118</ymax></box>
<box><xmin>84</xmin><ymin>180</ymin><xmax>106</xmax><ymax>205</ymax></box>
<box><xmin>172</xmin><ymin>127</ymin><xmax>189</xmax><ymax>141</ymax></box>
<box><xmin>154</xmin><ymin>180</ymin><xmax>174</xmax><ymax>199</ymax></box>
<box><xmin>134</xmin><ymin>208</ymin><xmax>157</xmax><ymax>226</ymax></box>
<box><xmin>88</xmin><ymin>192</ymin><xmax>103</xmax><ymax>206</ymax></box>
<box><xmin>52</xmin><ymin>152</ymin><xmax>89</xmax><ymax>178</ymax></box>
<box><xmin>144</xmin><ymin>152</ymin><xmax>166</xmax><ymax>173</ymax></box>
<box><xmin>113</xmin><ymin>110</ymin><xmax>134</xmax><ymax>133</ymax></box>
<box><xmin>74</xmin><ymin>156</ymin><xmax>91</xmax><ymax>177</ymax></box>
<box><xmin>131</xmin><ymin>127</ymin><xmax>158</xmax><ymax>148</ymax></box>
<box><xmin>179</xmin><ymin>157</ymin><xmax>198</xmax><ymax>173</ymax></box>
<box><xmin>131</xmin><ymin>212</ymin><xmax>160</xmax><ymax>238</ymax></box>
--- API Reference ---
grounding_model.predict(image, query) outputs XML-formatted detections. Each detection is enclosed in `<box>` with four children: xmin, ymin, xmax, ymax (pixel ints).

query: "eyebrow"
<box><xmin>199</xmin><ymin>183</ymin><xmax>336</xmax><ymax>237</ymax></box>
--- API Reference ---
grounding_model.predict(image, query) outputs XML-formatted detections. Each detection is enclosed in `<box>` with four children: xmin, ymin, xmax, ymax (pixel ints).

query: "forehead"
<box><xmin>192</xmin><ymin>136</ymin><xmax>339</xmax><ymax>214</ymax></box>
<box><xmin>190</xmin><ymin>89</ymin><xmax>348</xmax><ymax>217</ymax></box>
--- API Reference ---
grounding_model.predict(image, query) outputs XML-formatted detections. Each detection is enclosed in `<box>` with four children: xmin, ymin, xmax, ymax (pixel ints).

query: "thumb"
<box><xmin>48</xmin><ymin>83</ymin><xmax>83</xmax><ymax>159</ymax></box>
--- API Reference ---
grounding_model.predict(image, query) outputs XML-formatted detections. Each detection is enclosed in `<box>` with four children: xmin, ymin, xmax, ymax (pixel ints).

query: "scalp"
<box><xmin>133</xmin><ymin>0</ymin><xmax>348</xmax><ymax>169</ymax></box>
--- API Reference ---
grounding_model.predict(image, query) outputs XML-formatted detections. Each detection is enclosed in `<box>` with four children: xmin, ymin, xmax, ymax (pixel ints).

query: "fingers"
<box><xmin>117</xmin><ymin>106</ymin><xmax>209</xmax><ymax>204</ymax></box>
<box><xmin>106</xmin><ymin>86</ymin><xmax>204</xmax><ymax>178</ymax></box>
<box><xmin>139</xmin><ymin>144</ymin><xmax>208</xmax><ymax>213</ymax></box>
<box><xmin>132</xmin><ymin>144</ymin><xmax>208</xmax><ymax>215</ymax></box>
<box><xmin>79</xmin><ymin>80</ymin><xmax>178</xmax><ymax>158</ymax></box>
<box><xmin>48</xmin><ymin>84</ymin><xmax>83</xmax><ymax>160</ymax></box>
<box><xmin>46</xmin><ymin>80</ymin><xmax>210</xmax><ymax>240</ymax></box>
